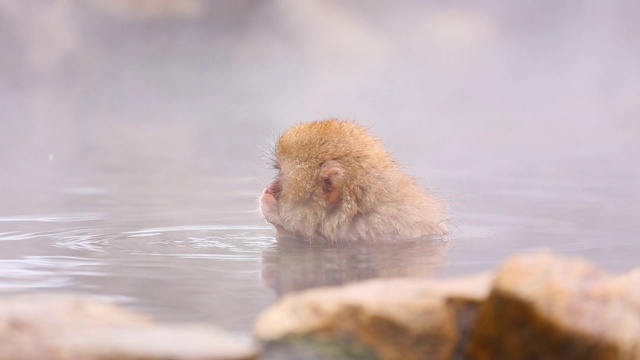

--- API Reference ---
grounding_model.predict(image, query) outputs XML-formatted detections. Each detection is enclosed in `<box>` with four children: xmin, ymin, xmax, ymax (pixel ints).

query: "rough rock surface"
<box><xmin>254</xmin><ymin>273</ymin><xmax>493</xmax><ymax>360</ymax></box>
<box><xmin>467</xmin><ymin>252</ymin><xmax>640</xmax><ymax>360</ymax></box>
<box><xmin>255</xmin><ymin>252</ymin><xmax>640</xmax><ymax>360</ymax></box>
<box><xmin>0</xmin><ymin>294</ymin><xmax>257</xmax><ymax>360</ymax></box>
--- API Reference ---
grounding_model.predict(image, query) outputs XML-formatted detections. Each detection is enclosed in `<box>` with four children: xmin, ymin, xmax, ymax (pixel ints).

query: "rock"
<box><xmin>254</xmin><ymin>273</ymin><xmax>493</xmax><ymax>360</ymax></box>
<box><xmin>61</xmin><ymin>325</ymin><xmax>257</xmax><ymax>360</ymax></box>
<box><xmin>256</xmin><ymin>251</ymin><xmax>640</xmax><ymax>359</ymax></box>
<box><xmin>467</xmin><ymin>252</ymin><xmax>640</xmax><ymax>360</ymax></box>
<box><xmin>0</xmin><ymin>294</ymin><xmax>257</xmax><ymax>360</ymax></box>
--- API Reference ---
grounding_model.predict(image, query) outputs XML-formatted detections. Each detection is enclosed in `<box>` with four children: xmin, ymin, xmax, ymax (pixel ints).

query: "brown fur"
<box><xmin>260</xmin><ymin>119</ymin><xmax>447</xmax><ymax>243</ymax></box>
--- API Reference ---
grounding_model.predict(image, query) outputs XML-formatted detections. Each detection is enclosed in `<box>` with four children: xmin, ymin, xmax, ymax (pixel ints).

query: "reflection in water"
<box><xmin>261</xmin><ymin>237</ymin><xmax>446</xmax><ymax>295</ymax></box>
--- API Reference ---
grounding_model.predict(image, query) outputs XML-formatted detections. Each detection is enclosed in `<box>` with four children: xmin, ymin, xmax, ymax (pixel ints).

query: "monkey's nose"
<box><xmin>265</xmin><ymin>180</ymin><xmax>281</xmax><ymax>198</ymax></box>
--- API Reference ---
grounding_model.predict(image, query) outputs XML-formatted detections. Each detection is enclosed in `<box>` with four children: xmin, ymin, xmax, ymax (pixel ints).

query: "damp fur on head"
<box><xmin>260</xmin><ymin>119</ymin><xmax>448</xmax><ymax>243</ymax></box>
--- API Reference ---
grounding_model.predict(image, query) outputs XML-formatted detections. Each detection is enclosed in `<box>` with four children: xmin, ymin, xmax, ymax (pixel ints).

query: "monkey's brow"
<box><xmin>269</xmin><ymin>158</ymin><xmax>280</xmax><ymax>170</ymax></box>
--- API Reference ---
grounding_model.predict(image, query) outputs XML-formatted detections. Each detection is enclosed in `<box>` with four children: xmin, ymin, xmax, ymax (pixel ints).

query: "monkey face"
<box><xmin>260</xmin><ymin>160</ymin><xmax>345</xmax><ymax>240</ymax></box>
<box><xmin>260</xmin><ymin>179</ymin><xmax>282</xmax><ymax>227</ymax></box>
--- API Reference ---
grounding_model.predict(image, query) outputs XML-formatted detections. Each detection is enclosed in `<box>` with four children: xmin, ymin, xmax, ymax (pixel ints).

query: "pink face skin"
<box><xmin>260</xmin><ymin>180</ymin><xmax>281</xmax><ymax>227</ymax></box>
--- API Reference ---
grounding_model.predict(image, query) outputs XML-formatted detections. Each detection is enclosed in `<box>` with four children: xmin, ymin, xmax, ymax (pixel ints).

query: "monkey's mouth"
<box><xmin>260</xmin><ymin>189</ymin><xmax>281</xmax><ymax>226</ymax></box>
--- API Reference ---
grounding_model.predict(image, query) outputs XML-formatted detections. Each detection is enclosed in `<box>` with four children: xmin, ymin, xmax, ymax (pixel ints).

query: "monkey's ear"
<box><xmin>319</xmin><ymin>165</ymin><xmax>344</xmax><ymax>207</ymax></box>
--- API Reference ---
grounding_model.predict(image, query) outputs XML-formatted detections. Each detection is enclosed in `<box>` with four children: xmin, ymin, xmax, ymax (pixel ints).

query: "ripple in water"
<box><xmin>50</xmin><ymin>224</ymin><xmax>276</xmax><ymax>260</ymax></box>
<box><xmin>0</xmin><ymin>213</ymin><xmax>106</xmax><ymax>223</ymax></box>
<box><xmin>0</xmin><ymin>256</ymin><xmax>106</xmax><ymax>291</ymax></box>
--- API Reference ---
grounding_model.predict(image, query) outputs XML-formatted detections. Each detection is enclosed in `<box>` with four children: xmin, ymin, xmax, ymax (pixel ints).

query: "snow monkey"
<box><xmin>260</xmin><ymin>119</ymin><xmax>447</xmax><ymax>243</ymax></box>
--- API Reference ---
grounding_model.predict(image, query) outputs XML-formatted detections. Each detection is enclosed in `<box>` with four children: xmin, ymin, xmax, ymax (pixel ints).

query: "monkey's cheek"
<box><xmin>260</xmin><ymin>192</ymin><xmax>281</xmax><ymax>226</ymax></box>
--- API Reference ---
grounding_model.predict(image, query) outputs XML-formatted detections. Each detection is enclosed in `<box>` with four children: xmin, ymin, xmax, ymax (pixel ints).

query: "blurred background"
<box><xmin>0</xmin><ymin>0</ymin><xmax>638</xmax><ymax>331</ymax></box>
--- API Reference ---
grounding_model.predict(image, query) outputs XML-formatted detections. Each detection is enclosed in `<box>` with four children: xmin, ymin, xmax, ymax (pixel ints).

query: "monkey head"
<box><xmin>260</xmin><ymin>119</ymin><xmax>447</xmax><ymax>243</ymax></box>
